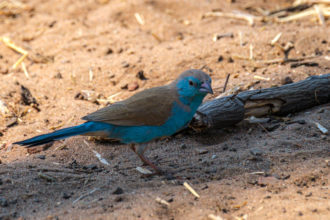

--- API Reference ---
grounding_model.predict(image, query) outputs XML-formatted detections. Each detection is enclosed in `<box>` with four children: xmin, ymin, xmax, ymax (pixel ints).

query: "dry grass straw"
<box><xmin>183</xmin><ymin>181</ymin><xmax>200</xmax><ymax>198</ymax></box>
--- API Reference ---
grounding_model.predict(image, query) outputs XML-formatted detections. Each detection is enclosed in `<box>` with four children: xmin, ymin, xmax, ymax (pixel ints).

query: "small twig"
<box><xmin>97</xmin><ymin>92</ymin><xmax>122</xmax><ymax>105</ymax></box>
<box><xmin>276</xmin><ymin>5</ymin><xmax>330</xmax><ymax>23</ymax></box>
<box><xmin>270</xmin><ymin>32</ymin><xmax>282</xmax><ymax>46</ymax></box>
<box><xmin>249</xmin><ymin>44</ymin><xmax>254</xmax><ymax>60</ymax></box>
<box><xmin>151</xmin><ymin>32</ymin><xmax>162</xmax><ymax>42</ymax></box>
<box><xmin>21</xmin><ymin>62</ymin><xmax>29</xmax><ymax>78</ymax></box>
<box><xmin>254</xmin><ymin>75</ymin><xmax>270</xmax><ymax>81</ymax></box>
<box><xmin>212</xmin><ymin>32</ymin><xmax>234</xmax><ymax>42</ymax></box>
<box><xmin>257</xmin><ymin>123</ymin><xmax>275</xmax><ymax>139</ymax></box>
<box><xmin>49</xmin><ymin>122</ymin><xmax>65</xmax><ymax>130</ymax></box>
<box><xmin>0</xmin><ymin>99</ymin><xmax>10</xmax><ymax>116</ymax></box>
<box><xmin>314</xmin><ymin>122</ymin><xmax>328</xmax><ymax>134</ymax></box>
<box><xmin>202</xmin><ymin>11</ymin><xmax>260</xmax><ymax>26</ymax></box>
<box><xmin>72</xmin><ymin>188</ymin><xmax>99</xmax><ymax>204</ymax></box>
<box><xmin>239</xmin><ymin>31</ymin><xmax>243</xmax><ymax>46</ymax></box>
<box><xmin>92</xmin><ymin>150</ymin><xmax>110</xmax><ymax>166</ymax></box>
<box><xmin>84</xmin><ymin>140</ymin><xmax>110</xmax><ymax>166</ymax></box>
<box><xmin>208</xmin><ymin>214</ymin><xmax>224</xmax><ymax>220</ymax></box>
<box><xmin>155</xmin><ymin>197</ymin><xmax>170</xmax><ymax>207</ymax></box>
<box><xmin>249</xmin><ymin>171</ymin><xmax>265</xmax><ymax>175</ymax></box>
<box><xmin>314</xmin><ymin>5</ymin><xmax>325</xmax><ymax>25</ymax></box>
<box><xmin>136</xmin><ymin>166</ymin><xmax>152</xmax><ymax>174</ymax></box>
<box><xmin>233</xmin><ymin>201</ymin><xmax>247</xmax><ymax>209</ymax></box>
<box><xmin>183</xmin><ymin>182</ymin><xmax>200</xmax><ymax>198</ymax></box>
<box><xmin>256</xmin><ymin>55</ymin><xmax>318</xmax><ymax>65</ymax></box>
<box><xmin>222</xmin><ymin>74</ymin><xmax>231</xmax><ymax>93</ymax></box>
<box><xmin>55</xmin><ymin>144</ymin><xmax>67</xmax><ymax>151</ymax></box>
<box><xmin>38</xmin><ymin>172</ymin><xmax>56</xmax><ymax>182</ymax></box>
<box><xmin>1</xmin><ymin>36</ymin><xmax>28</xmax><ymax>69</ymax></box>
<box><xmin>134</xmin><ymin>13</ymin><xmax>145</xmax><ymax>25</ymax></box>
<box><xmin>89</xmin><ymin>67</ymin><xmax>93</xmax><ymax>81</ymax></box>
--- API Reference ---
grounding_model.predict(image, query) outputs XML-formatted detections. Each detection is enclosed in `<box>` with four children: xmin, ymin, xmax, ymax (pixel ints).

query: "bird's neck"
<box><xmin>178</xmin><ymin>94</ymin><xmax>205</xmax><ymax>112</ymax></box>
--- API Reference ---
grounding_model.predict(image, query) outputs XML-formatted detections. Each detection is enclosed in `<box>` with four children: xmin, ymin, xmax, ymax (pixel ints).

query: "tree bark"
<box><xmin>191</xmin><ymin>74</ymin><xmax>330</xmax><ymax>129</ymax></box>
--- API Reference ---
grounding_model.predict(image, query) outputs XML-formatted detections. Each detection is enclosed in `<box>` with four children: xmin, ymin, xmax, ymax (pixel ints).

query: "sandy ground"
<box><xmin>0</xmin><ymin>0</ymin><xmax>329</xmax><ymax>219</ymax></box>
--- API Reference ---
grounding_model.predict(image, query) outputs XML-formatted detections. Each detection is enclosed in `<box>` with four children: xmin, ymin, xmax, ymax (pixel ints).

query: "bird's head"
<box><xmin>175</xmin><ymin>69</ymin><xmax>213</xmax><ymax>99</ymax></box>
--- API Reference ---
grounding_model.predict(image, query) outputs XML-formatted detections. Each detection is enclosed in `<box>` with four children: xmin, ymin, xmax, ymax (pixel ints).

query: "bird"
<box><xmin>14</xmin><ymin>69</ymin><xmax>213</xmax><ymax>174</ymax></box>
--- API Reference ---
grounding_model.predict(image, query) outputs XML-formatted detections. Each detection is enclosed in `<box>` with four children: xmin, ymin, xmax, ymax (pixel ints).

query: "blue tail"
<box><xmin>14</xmin><ymin>122</ymin><xmax>110</xmax><ymax>147</ymax></box>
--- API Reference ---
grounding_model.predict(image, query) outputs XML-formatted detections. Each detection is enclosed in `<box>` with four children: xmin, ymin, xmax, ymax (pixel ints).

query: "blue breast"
<box><xmin>89</xmin><ymin>97</ymin><xmax>203</xmax><ymax>144</ymax></box>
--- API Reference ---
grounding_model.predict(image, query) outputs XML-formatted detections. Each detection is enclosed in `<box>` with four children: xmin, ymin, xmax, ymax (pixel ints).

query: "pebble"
<box><xmin>248</xmin><ymin>116</ymin><xmax>270</xmax><ymax>124</ymax></box>
<box><xmin>250</xmin><ymin>148</ymin><xmax>263</xmax><ymax>156</ymax></box>
<box><xmin>180</xmin><ymin>143</ymin><xmax>187</xmax><ymax>149</ymax></box>
<box><xmin>305</xmin><ymin>192</ymin><xmax>312</xmax><ymax>197</ymax></box>
<box><xmin>227</xmin><ymin>57</ymin><xmax>234</xmax><ymax>63</ymax></box>
<box><xmin>136</xmin><ymin>70</ymin><xmax>147</xmax><ymax>80</ymax></box>
<box><xmin>273</xmin><ymin>173</ymin><xmax>290</xmax><ymax>180</ymax></box>
<box><xmin>128</xmin><ymin>82</ymin><xmax>139</xmax><ymax>91</ymax></box>
<box><xmin>265</xmin><ymin>123</ymin><xmax>280</xmax><ymax>131</ymax></box>
<box><xmin>62</xmin><ymin>192</ymin><xmax>71</xmax><ymax>199</ymax></box>
<box><xmin>20</xmin><ymin>85</ymin><xmax>38</xmax><ymax>106</ymax></box>
<box><xmin>281</xmin><ymin>76</ymin><xmax>293</xmax><ymax>85</ymax></box>
<box><xmin>74</xmin><ymin>90</ymin><xmax>100</xmax><ymax>103</ymax></box>
<box><xmin>37</xmin><ymin>155</ymin><xmax>46</xmax><ymax>160</ymax></box>
<box><xmin>0</xmin><ymin>197</ymin><xmax>8</xmax><ymax>207</ymax></box>
<box><xmin>228</xmin><ymin>147</ymin><xmax>236</xmax><ymax>152</ymax></box>
<box><xmin>121</xmin><ymin>84</ymin><xmax>128</xmax><ymax>90</ymax></box>
<box><xmin>105</xmin><ymin>48</ymin><xmax>113</xmax><ymax>55</ymax></box>
<box><xmin>54</xmin><ymin>72</ymin><xmax>63</xmax><ymax>79</ymax></box>
<box><xmin>84</xmin><ymin>164</ymin><xmax>98</xmax><ymax>170</ymax></box>
<box><xmin>114</xmin><ymin>196</ymin><xmax>124</xmax><ymax>202</ymax></box>
<box><xmin>195</xmin><ymin>148</ymin><xmax>208</xmax><ymax>155</ymax></box>
<box><xmin>112</xmin><ymin>187</ymin><xmax>124</xmax><ymax>195</ymax></box>
<box><xmin>296</xmin><ymin>120</ymin><xmax>306</xmax><ymax>124</ymax></box>
<box><xmin>121</xmin><ymin>61</ymin><xmax>129</xmax><ymax>68</ymax></box>
<box><xmin>211</xmin><ymin>154</ymin><xmax>217</xmax><ymax>159</ymax></box>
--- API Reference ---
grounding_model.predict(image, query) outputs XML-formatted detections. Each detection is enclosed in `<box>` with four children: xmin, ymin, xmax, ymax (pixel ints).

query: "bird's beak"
<box><xmin>199</xmin><ymin>81</ymin><xmax>213</xmax><ymax>94</ymax></box>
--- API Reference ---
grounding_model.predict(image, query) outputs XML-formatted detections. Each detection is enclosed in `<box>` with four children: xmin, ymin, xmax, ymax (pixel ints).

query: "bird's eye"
<box><xmin>189</xmin><ymin>80</ymin><xmax>194</xmax><ymax>86</ymax></box>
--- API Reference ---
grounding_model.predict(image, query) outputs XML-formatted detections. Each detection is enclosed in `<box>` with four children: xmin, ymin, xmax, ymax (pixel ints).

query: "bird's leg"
<box><xmin>129</xmin><ymin>143</ymin><xmax>163</xmax><ymax>174</ymax></box>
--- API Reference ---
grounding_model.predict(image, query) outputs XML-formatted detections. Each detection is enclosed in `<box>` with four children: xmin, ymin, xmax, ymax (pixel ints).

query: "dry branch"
<box><xmin>191</xmin><ymin>74</ymin><xmax>330</xmax><ymax>129</ymax></box>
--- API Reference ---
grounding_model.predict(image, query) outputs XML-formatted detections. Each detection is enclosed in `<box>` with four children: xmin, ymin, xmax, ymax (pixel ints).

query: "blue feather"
<box><xmin>14</xmin><ymin>122</ymin><xmax>110</xmax><ymax>147</ymax></box>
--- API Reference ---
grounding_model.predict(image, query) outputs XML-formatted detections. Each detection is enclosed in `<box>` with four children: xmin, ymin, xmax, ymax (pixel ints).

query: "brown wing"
<box><xmin>82</xmin><ymin>85</ymin><xmax>177</xmax><ymax>126</ymax></box>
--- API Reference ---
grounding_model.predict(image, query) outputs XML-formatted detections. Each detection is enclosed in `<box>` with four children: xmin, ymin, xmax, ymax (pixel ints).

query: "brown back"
<box><xmin>82</xmin><ymin>85</ymin><xmax>177</xmax><ymax>126</ymax></box>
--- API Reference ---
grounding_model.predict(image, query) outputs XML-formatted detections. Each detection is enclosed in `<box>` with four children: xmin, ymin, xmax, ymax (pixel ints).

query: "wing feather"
<box><xmin>82</xmin><ymin>85</ymin><xmax>177</xmax><ymax>126</ymax></box>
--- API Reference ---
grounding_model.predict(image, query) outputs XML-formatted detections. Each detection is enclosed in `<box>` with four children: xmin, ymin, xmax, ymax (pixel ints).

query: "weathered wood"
<box><xmin>191</xmin><ymin>74</ymin><xmax>330</xmax><ymax>129</ymax></box>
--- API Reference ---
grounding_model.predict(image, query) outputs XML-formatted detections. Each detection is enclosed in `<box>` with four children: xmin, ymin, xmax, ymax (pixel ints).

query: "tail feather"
<box><xmin>14</xmin><ymin>122</ymin><xmax>96</xmax><ymax>147</ymax></box>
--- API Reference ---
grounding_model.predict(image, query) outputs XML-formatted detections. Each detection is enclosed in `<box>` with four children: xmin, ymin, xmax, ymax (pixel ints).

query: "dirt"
<box><xmin>0</xmin><ymin>0</ymin><xmax>330</xmax><ymax>219</ymax></box>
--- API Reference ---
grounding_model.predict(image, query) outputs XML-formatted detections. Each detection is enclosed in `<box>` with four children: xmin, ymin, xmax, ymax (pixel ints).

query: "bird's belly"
<box><xmin>109</xmin><ymin>118</ymin><xmax>190</xmax><ymax>144</ymax></box>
